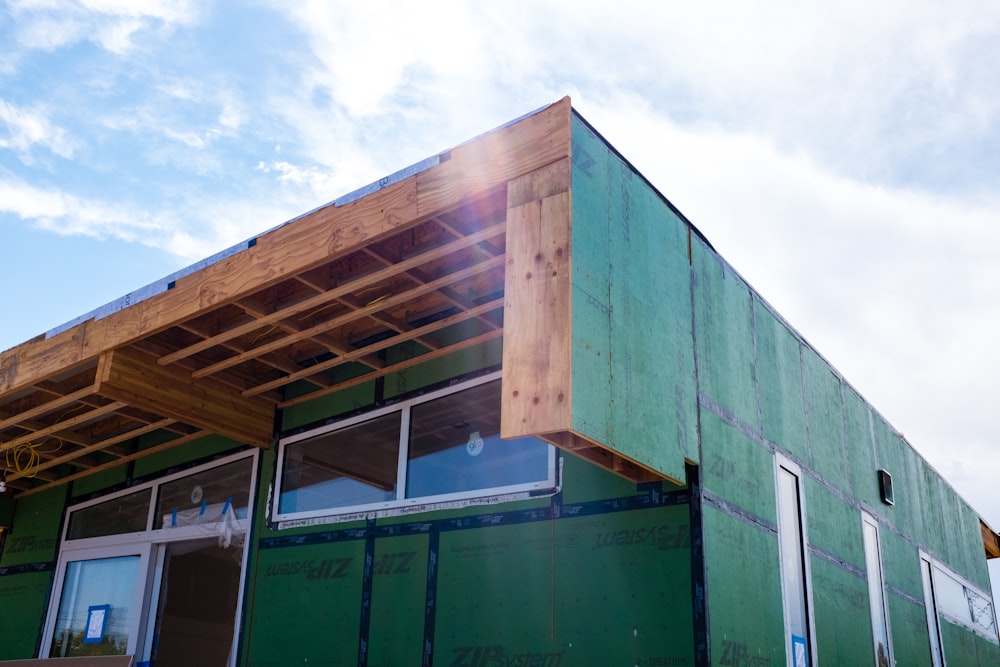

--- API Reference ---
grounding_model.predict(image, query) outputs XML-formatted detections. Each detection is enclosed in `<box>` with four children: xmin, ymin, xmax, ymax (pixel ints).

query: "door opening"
<box><xmin>147</xmin><ymin>539</ymin><xmax>242</xmax><ymax>667</ymax></box>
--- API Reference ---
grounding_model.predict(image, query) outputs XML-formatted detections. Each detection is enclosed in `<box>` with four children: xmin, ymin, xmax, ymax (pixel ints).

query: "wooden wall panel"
<box><xmin>501</xmin><ymin>159</ymin><xmax>573</xmax><ymax>437</ymax></box>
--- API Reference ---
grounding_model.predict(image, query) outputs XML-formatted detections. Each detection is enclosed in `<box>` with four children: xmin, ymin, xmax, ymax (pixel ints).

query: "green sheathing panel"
<box><xmin>702</xmin><ymin>507</ymin><xmax>784</xmax><ymax>666</ymax></box>
<box><xmin>939</xmin><ymin>618</ymin><xmax>1000</xmax><ymax>667</ymax></box>
<box><xmin>71</xmin><ymin>465</ymin><xmax>127</xmax><ymax>497</ymax></box>
<box><xmin>801</xmin><ymin>346</ymin><xmax>847</xmax><ymax>487</ymax></box>
<box><xmin>280</xmin><ymin>341</ymin><xmax>502</xmax><ymax>432</ymax></box>
<box><xmin>700</xmin><ymin>410</ymin><xmax>776</xmax><ymax>522</ymax></box>
<box><xmin>241</xmin><ymin>438</ymin><xmax>691</xmax><ymax>665</ymax></box>
<box><xmin>282</xmin><ymin>377</ymin><xmax>376</xmax><ymax>431</ymax></box>
<box><xmin>0</xmin><ymin>495</ymin><xmax>13</xmax><ymax>527</ymax></box>
<box><xmin>245</xmin><ymin>539</ymin><xmax>366</xmax><ymax>665</ymax></box>
<box><xmin>0</xmin><ymin>488</ymin><xmax>64</xmax><ymax>660</ymax></box>
<box><xmin>1</xmin><ymin>488</ymin><xmax>64</xmax><ymax>567</ymax></box>
<box><xmin>803</xmin><ymin>478</ymin><xmax>863</xmax><ymax>569</ymax></box>
<box><xmin>382</xmin><ymin>338</ymin><xmax>503</xmax><ymax>401</ymax></box>
<box><xmin>842</xmin><ymin>388</ymin><xmax>880</xmax><ymax>511</ymax></box>
<box><xmin>880</xmin><ymin>529</ymin><xmax>922</xmax><ymax>600</ymax></box>
<box><xmin>869</xmin><ymin>414</ymin><xmax>899</xmax><ymax>527</ymax></box>
<box><xmin>435</xmin><ymin>506</ymin><xmax>692</xmax><ymax>667</ymax></box>
<box><xmin>559</xmin><ymin>450</ymin><xmax>650</xmax><ymax>504</ymax></box>
<box><xmin>692</xmin><ymin>239</ymin><xmax>758</xmax><ymax>431</ymax></box>
<box><xmin>132</xmin><ymin>432</ymin><xmax>241</xmax><ymax>478</ymax></box>
<box><xmin>368</xmin><ymin>534</ymin><xmax>430</xmax><ymax>666</ymax></box>
<box><xmin>0</xmin><ymin>570</ymin><xmax>51</xmax><ymax>659</ymax></box>
<box><xmin>570</xmin><ymin>116</ymin><xmax>697</xmax><ymax>481</ymax></box>
<box><xmin>809</xmin><ymin>558</ymin><xmax>872</xmax><ymax>665</ymax></box>
<box><xmin>755</xmin><ymin>300</ymin><xmax>808</xmax><ymax>463</ymax></box>
<box><xmin>886</xmin><ymin>594</ymin><xmax>934</xmax><ymax>667</ymax></box>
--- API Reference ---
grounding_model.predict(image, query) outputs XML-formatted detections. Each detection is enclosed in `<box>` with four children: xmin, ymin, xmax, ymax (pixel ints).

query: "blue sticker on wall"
<box><xmin>792</xmin><ymin>635</ymin><xmax>808</xmax><ymax>667</ymax></box>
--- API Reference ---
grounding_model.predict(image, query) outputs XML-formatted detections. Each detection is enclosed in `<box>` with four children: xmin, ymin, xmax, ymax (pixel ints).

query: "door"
<box><xmin>142</xmin><ymin>538</ymin><xmax>244</xmax><ymax>667</ymax></box>
<box><xmin>45</xmin><ymin>545</ymin><xmax>153</xmax><ymax>658</ymax></box>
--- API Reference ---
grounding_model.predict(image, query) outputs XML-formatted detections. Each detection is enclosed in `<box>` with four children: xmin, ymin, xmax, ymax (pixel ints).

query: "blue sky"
<box><xmin>3</xmin><ymin>0</ymin><xmax>1000</xmax><ymax>583</ymax></box>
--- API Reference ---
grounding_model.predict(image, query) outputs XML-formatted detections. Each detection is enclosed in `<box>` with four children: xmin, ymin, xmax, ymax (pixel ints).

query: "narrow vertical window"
<box><xmin>776</xmin><ymin>457</ymin><xmax>814</xmax><ymax>667</ymax></box>
<box><xmin>862</xmin><ymin>512</ymin><xmax>892</xmax><ymax>666</ymax></box>
<box><xmin>920</xmin><ymin>554</ymin><xmax>944</xmax><ymax>667</ymax></box>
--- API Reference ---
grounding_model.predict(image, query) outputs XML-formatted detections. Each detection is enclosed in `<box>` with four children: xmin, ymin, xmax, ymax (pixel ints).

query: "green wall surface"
<box><xmin>0</xmin><ymin>570</ymin><xmax>51</xmax><ymax>658</ymax></box>
<box><xmin>241</xmin><ymin>442</ymin><xmax>694</xmax><ymax>666</ymax></box>
<box><xmin>677</xmin><ymin>214</ymin><xmax>996</xmax><ymax>663</ymax></box>
<box><xmin>0</xmin><ymin>487</ymin><xmax>65</xmax><ymax>660</ymax></box>
<box><xmin>570</xmin><ymin>116</ymin><xmax>698</xmax><ymax>484</ymax></box>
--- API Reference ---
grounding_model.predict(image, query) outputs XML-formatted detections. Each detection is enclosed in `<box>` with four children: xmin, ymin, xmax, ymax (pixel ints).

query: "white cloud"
<box><xmin>6</xmin><ymin>0</ymin><xmax>199</xmax><ymax>55</ymax></box>
<box><xmin>581</xmin><ymin>95</ymin><xmax>1000</xmax><ymax>523</ymax></box>
<box><xmin>0</xmin><ymin>170</ymin><xmax>310</xmax><ymax>264</ymax></box>
<box><xmin>0</xmin><ymin>99</ymin><xmax>78</xmax><ymax>159</ymax></box>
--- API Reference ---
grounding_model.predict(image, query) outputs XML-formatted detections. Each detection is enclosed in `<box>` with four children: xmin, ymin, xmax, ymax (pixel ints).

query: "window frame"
<box><xmin>273</xmin><ymin>371</ymin><xmax>559</xmax><ymax>526</ymax></box>
<box><xmin>41</xmin><ymin>450</ymin><xmax>258</xmax><ymax>662</ymax></box>
<box><xmin>774</xmin><ymin>454</ymin><xmax>818</xmax><ymax>667</ymax></box>
<box><xmin>58</xmin><ymin>450</ymin><xmax>257</xmax><ymax>548</ymax></box>
<box><xmin>920</xmin><ymin>552</ymin><xmax>946</xmax><ymax>667</ymax></box>
<box><xmin>861</xmin><ymin>511</ymin><xmax>893</xmax><ymax>666</ymax></box>
<box><xmin>921</xmin><ymin>549</ymin><xmax>999</xmax><ymax>644</ymax></box>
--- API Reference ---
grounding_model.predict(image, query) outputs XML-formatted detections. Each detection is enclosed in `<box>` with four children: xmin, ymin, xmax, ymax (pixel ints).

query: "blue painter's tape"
<box><xmin>221</xmin><ymin>497</ymin><xmax>232</xmax><ymax>516</ymax></box>
<box><xmin>171</xmin><ymin>508</ymin><xmax>177</xmax><ymax>528</ymax></box>
<box><xmin>792</xmin><ymin>635</ymin><xmax>808</xmax><ymax>667</ymax></box>
<box><xmin>199</xmin><ymin>500</ymin><xmax>208</xmax><ymax>516</ymax></box>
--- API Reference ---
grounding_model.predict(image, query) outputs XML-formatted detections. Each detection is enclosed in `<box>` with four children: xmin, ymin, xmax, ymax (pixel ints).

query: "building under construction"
<box><xmin>0</xmin><ymin>98</ymin><xmax>997</xmax><ymax>666</ymax></box>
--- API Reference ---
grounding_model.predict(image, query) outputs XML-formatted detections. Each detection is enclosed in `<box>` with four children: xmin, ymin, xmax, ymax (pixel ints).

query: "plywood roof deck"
<box><xmin>0</xmin><ymin>98</ymin><xmax>623</xmax><ymax>498</ymax></box>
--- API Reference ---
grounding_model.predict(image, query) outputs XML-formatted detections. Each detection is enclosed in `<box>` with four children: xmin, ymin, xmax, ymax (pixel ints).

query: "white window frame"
<box><xmin>921</xmin><ymin>550</ymin><xmax>999</xmax><ymax>644</ymax></box>
<box><xmin>40</xmin><ymin>450</ymin><xmax>258</xmax><ymax>663</ymax></box>
<box><xmin>920</xmin><ymin>551</ymin><xmax>946</xmax><ymax>667</ymax></box>
<box><xmin>273</xmin><ymin>371</ymin><xmax>558</xmax><ymax>526</ymax></box>
<box><xmin>861</xmin><ymin>511</ymin><xmax>893</xmax><ymax>666</ymax></box>
<box><xmin>774</xmin><ymin>454</ymin><xmax>818</xmax><ymax>667</ymax></box>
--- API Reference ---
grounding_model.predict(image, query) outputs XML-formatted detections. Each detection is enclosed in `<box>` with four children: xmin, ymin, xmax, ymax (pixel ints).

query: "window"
<box><xmin>775</xmin><ymin>456</ymin><xmax>816</xmax><ymax>667</ymax></box>
<box><xmin>862</xmin><ymin>512</ymin><xmax>892</xmax><ymax>666</ymax></box>
<box><xmin>921</xmin><ymin>552</ymin><xmax>998</xmax><ymax>643</ymax></box>
<box><xmin>64</xmin><ymin>456</ymin><xmax>254</xmax><ymax>541</ymax></box>
<box><xmin>275</xmin><ymin>373</ymin><xmax>557</xmax><ymax>524</ymax></box>
<box><xmin>920</xmin><ymin>554</ymin><xmax>945</xmax><ymax>667</ymax></box>
<box><xmin>42</xmin><ymin>452</ymin><xmax>257</xmax><ymax>664</ymax></box>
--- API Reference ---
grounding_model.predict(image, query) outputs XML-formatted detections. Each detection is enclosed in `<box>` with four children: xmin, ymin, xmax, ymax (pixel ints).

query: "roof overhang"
<box><xmin>0</xmin><ymin>98</ymin><xmax>666</xmax><ymax>499</ymax></box>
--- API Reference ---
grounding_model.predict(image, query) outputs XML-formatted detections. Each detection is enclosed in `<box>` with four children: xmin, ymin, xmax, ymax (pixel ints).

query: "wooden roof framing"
<box><xmin>0</xmin><ymin>97</ymin><xmax>657</xmax><ymax>499</ymax></box>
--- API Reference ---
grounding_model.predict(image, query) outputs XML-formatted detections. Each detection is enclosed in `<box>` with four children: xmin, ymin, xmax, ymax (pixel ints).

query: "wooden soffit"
<box><xmin>982</xmin><ymin>518</ymin><xmax>1000</xmax><ymax>559</ymax></box>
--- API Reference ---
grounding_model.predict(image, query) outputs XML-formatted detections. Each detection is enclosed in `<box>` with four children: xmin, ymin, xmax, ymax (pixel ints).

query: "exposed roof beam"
<box><xmin>96</xmin><ymin>347</ymin><xmax>274</xmax><ymax>448</ymax></box>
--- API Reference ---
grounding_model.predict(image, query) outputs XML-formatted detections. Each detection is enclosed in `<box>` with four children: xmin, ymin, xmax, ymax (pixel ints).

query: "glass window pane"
<box><xmin>406</xmin><ymin>380</ymin><xmax>550</xmax><ymax>498</ymax></box>
<box><xmin>933</xmin><ymin>566</ymin><xmax>971</xmax><ymax>625</ymax></box>
<box><xmin>967</xmin><ymin>588</ymin><xmax>997</xmax><ymax>636</ymax></box>
<box><xmin>67</xmin><ymin>489</ymin><xmax>152</xmax><ymax>540</ymax></box>
<box><xmin>279</xmin><ymin>412</ymin><xmax>401</xmax><ymax>514</ymax></box>
<box><xmin>863</xmin><ymin>519</ymin><xmax>891</xmax><ymax>666</ymax></box>
<box><xmin>155</xmin><ymin>457</ymin><xmax>254</xmax><ymax>528</ymax></box>
<box><xmin>921</xmin><ymin>559</ymin><xmax>944</xmax><ymax>667</ymax></box>
<box><xmin>50</xmin><ymin>555</ymin><xmax>140</xmax><ymax>657</ymax></box>
<box><xmin>777</xmin><ymin>466</ymin><xmax>810</xmax><ymax>661</ymax></box>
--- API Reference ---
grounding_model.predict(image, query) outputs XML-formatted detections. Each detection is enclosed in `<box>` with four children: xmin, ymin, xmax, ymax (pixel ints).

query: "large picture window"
<box><xmin>274</xmin><ymin>373</ymin><xmax>557</xmax><ymax>525</ymax></box>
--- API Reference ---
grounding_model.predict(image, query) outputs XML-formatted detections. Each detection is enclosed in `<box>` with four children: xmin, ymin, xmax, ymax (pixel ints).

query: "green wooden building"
<box><xmin>0</xmin><ymin>98</ymin><xmax>997</xmax><ymax>666</ymax></box>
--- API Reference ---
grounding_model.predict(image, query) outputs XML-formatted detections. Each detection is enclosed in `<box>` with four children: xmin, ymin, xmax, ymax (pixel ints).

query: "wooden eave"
<box><xmin>0</xmin><ymin>97</ymin><xmax>665</xmax><ymax>500</ymax></box>
<box><xmin>982</xmin><ymin>518</ymin><xmax>1000</xmax><ymax>559</ymax></box>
